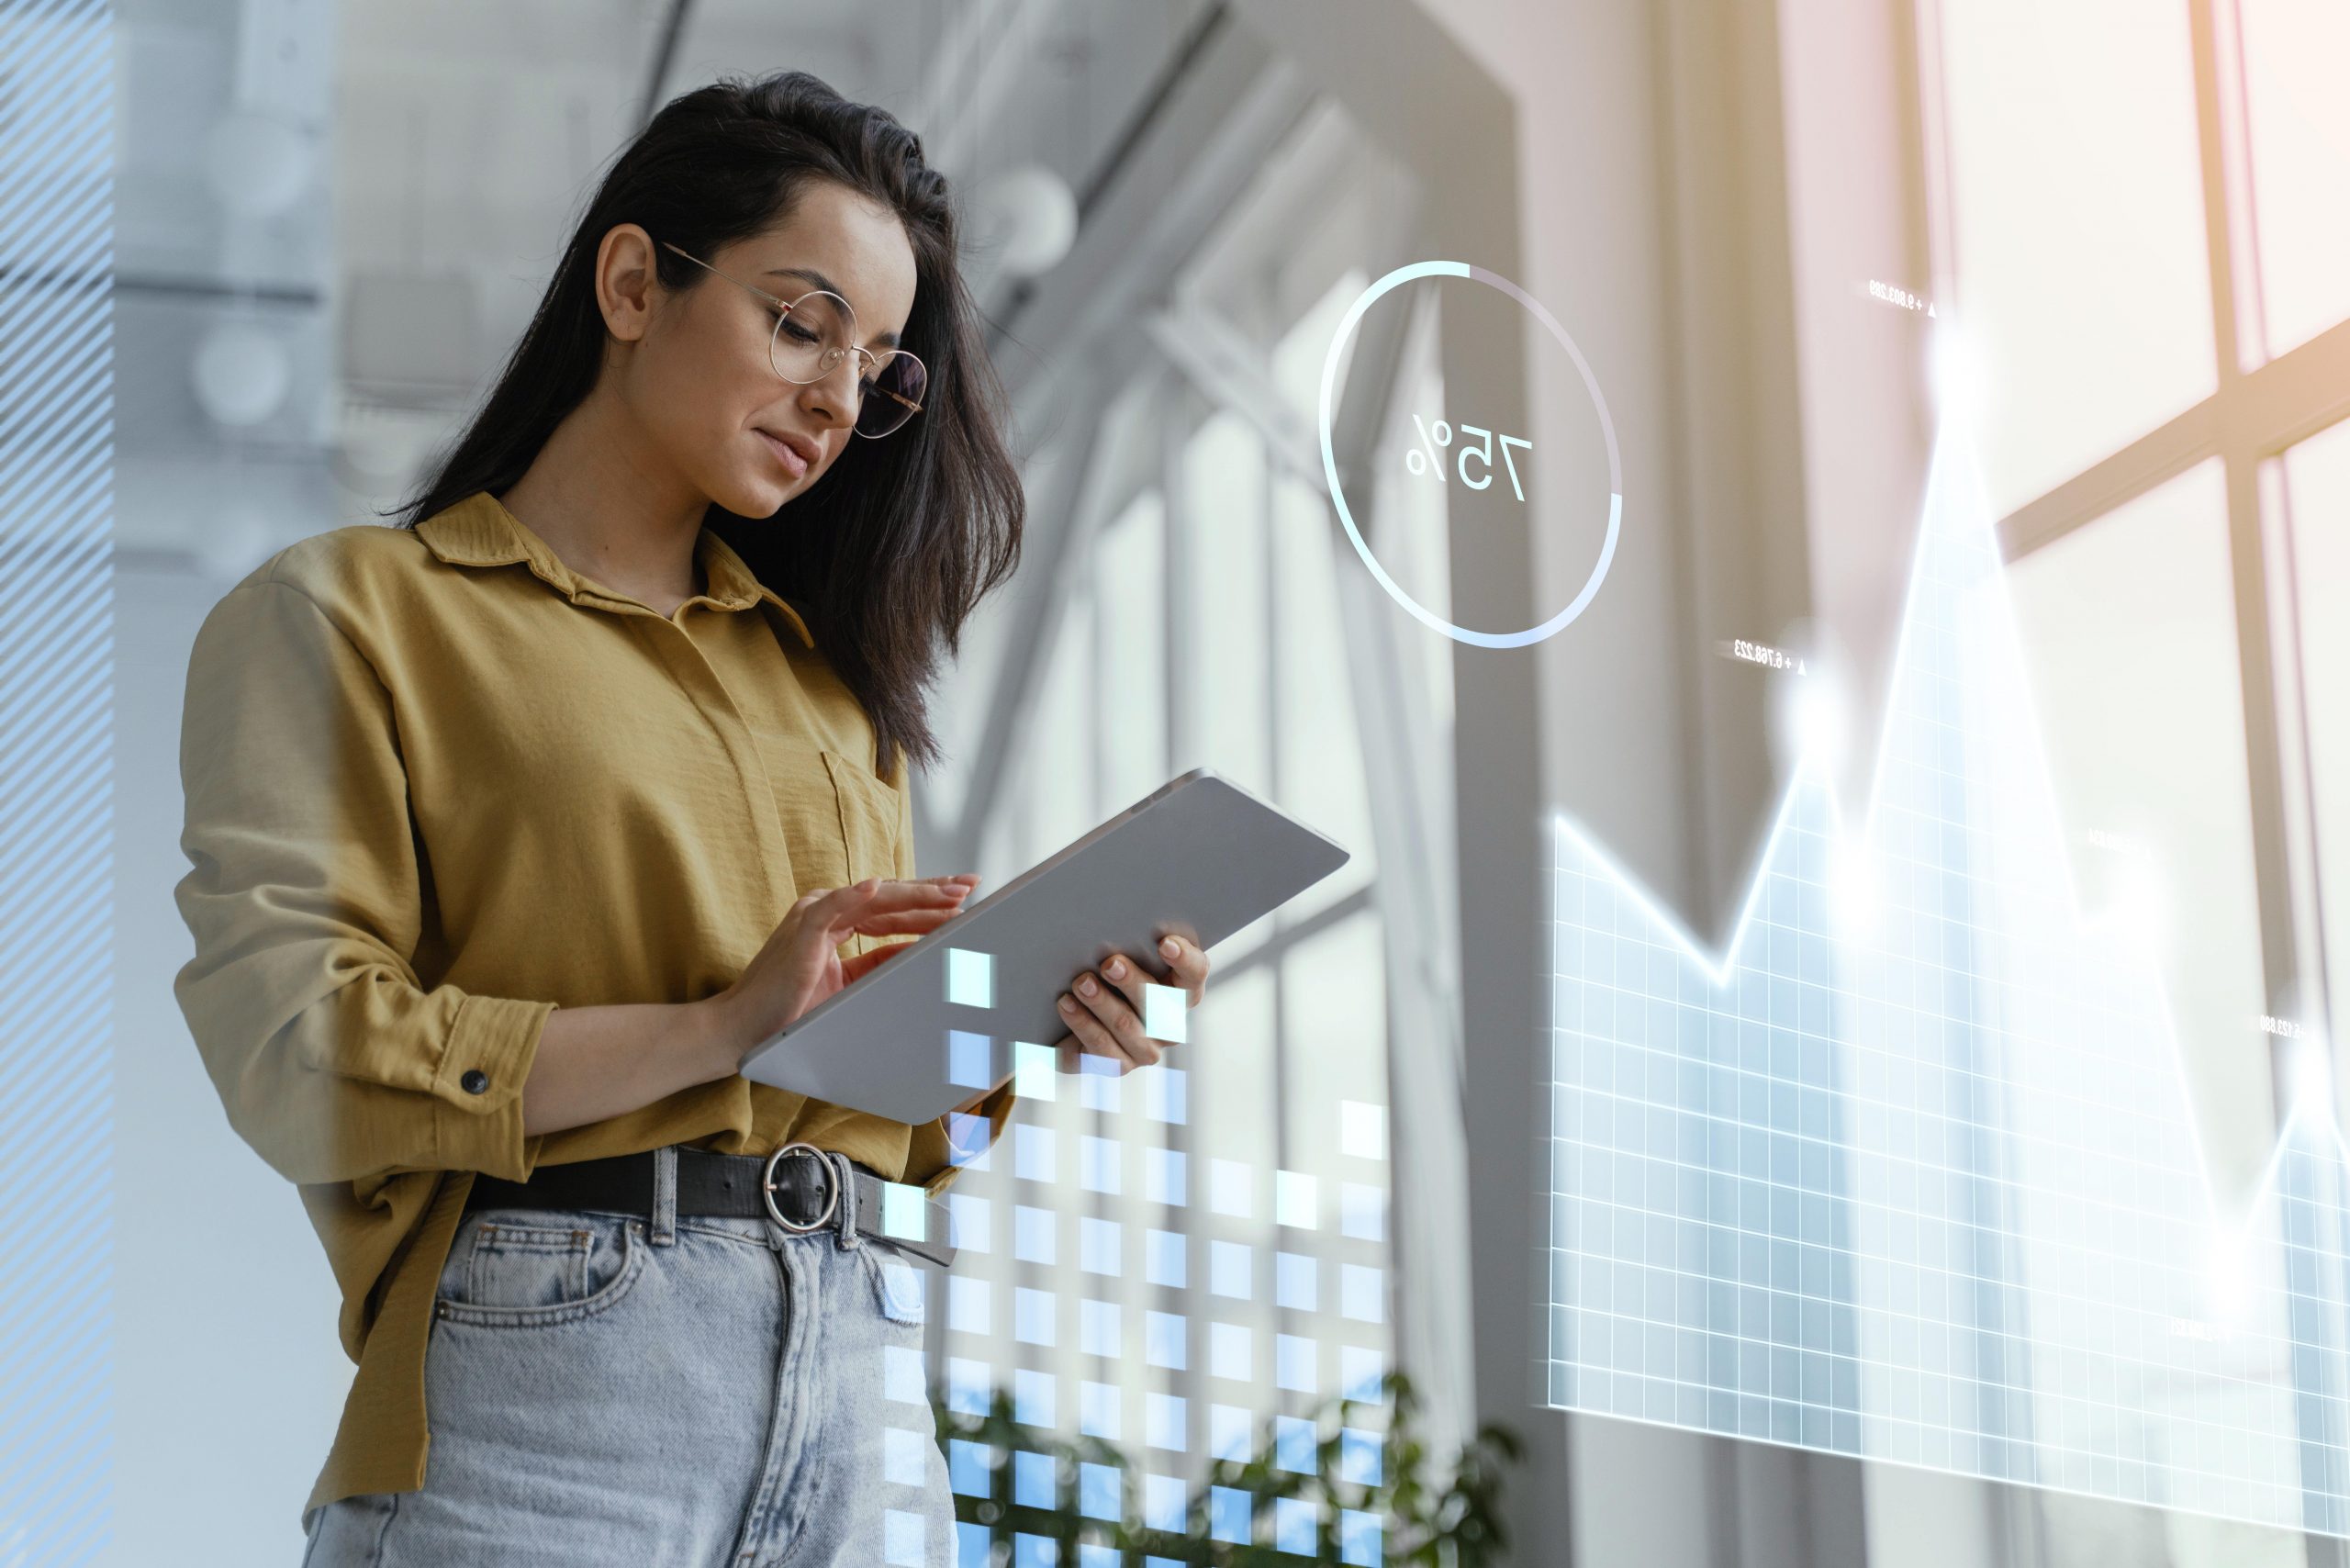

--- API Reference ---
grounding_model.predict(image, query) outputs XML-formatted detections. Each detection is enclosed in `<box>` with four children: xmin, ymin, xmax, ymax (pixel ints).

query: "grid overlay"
<box><xmin>1543</xmin><ymin>430</ymin><xmax>2350</xmax><ymax>1535</ymax></box>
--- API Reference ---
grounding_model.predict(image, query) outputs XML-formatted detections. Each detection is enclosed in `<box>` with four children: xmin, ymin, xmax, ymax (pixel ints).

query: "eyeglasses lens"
<box><xmin>856</xmin><ymin>353</ymin><xmax>927</xmax><ymax>438</ymax></box>
<box><xmin>767</xmin><ymin>291</ymin><xmax>858</xmax><ymax>386</ymax></box>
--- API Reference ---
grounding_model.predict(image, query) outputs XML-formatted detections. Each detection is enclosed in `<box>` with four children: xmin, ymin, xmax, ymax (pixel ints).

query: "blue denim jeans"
<box><xmin>298</xmin><ymin>1148</ymin><xmax>956</xmax><ymax>1567</ymax></box>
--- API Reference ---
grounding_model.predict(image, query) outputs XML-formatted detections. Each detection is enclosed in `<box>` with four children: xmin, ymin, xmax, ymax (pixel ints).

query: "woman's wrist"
<box><xmin>686</xmin><ymin>990</ymin><xmax>753</xmax><ymax>1084</ymax></box>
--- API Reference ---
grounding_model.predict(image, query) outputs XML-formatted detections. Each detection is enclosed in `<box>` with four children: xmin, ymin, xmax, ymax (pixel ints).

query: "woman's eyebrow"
<box><xmin>762</xmin><ymin>265</ymin><xmax>902</xmax><ymax>348</ymax></box>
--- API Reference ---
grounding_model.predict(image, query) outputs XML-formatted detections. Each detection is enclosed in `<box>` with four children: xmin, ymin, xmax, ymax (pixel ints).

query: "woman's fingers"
<box><xmin>1058</xmin><ymin>977</ymin><xmax>1156</xmax><ymax>1069</ymax></box>
<box><xmin>1155</xmin><ymin>932</ymin><xmax>1210</xmax><ymax>1005</ymax></box>
<box><xmin>839</xmin><ymin>943</ymin><xmax>913</xmax><ymax>983</ymax></box>
<box><xmin>809</xmin><ymin>878</ymin><xmax>967</xmax><ymax>939</ymax></box>
<box><xmin>848</xmin><ymin>906</ymin><xmax>968</xmax><ymax>937</ymax></box>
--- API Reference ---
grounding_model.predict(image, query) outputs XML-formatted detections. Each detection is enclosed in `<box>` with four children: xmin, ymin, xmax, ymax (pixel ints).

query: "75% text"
<box><xmin>1406</xmin><ymin>414</ymin><xmax>1534</xmax><ymax>501</ymax></box>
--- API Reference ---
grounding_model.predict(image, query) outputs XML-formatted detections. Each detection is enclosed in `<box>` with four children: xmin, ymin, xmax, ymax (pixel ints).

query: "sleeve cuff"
<box><xmin>431</xmin><ymin>993</ymin><xmax>557</xmax><ymax>1182</ymax></box>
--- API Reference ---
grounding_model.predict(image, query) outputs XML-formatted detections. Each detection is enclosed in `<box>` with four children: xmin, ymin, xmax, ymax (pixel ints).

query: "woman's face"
<box><xmin>617</xmin><ymin>180</ymin><xmax>921</xmax><ymax>519</ymax></box>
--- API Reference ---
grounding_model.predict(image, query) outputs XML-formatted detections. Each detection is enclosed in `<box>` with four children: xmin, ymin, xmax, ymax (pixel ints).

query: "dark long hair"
<box><xmin>398</xmin><ymin>72</ymin><xmax>1023</xmax><ymax>776</ymax></box>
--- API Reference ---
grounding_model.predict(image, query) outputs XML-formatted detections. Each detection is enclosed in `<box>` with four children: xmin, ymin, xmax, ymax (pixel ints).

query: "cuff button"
<box><xmin>460</xmin><ymin>1069</ymin><xmax>490</xmax><ymax>1094</ymax></box>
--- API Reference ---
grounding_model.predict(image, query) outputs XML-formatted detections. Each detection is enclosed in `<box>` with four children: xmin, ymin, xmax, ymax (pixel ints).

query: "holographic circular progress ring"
<box><xmin>1316</xmin><ymin>260</ymin><xmax>1623</xmax><ymax>649</ymax></box>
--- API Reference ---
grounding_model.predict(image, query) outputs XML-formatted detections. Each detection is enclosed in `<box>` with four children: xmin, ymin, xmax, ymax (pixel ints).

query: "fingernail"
<box><xmin>1058</xmin><ymin>994</ymin><xmax>1077</xmax><ymax>1012</ymax></box>
<box><xmin>1105</xmin><ymin>958</ymin><xmax>1125</xmax><ymax>980</ymax></box>
<box><xmin>1078</xmin><ymin>975</ymin><xmax>1098</xmax><ymax>997</ymax></box>
<box><xmin>1160</xmin><ymin>936</ymin><xmax>1181</xmax><ymax>958</ymax></box>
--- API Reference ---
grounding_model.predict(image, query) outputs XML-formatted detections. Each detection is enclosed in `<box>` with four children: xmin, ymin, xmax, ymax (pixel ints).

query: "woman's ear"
<box><xmin>594</xmin><ymin>223</ymin><xmax>660</xmax><ymax>343</ymax></box>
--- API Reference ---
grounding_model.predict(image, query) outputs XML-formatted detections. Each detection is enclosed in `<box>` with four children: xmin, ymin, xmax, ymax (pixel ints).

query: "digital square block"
<box><xmin>1147</xmin><ymin>1391</ymin><xmax>1188</xmax><ymax>1451</ymax></box>
<box><xmin>1209</xmin><ymin>1485</ymin><xmax>1250</xmax><ymax>1544</ymax></box>
<box><xmin>1079</xmin><ymin>1064</ymin><xmax>1122</xmax><ymax>1112</ymax></box>
<box><xmin>884</xmin><ymin>1426</ymin><xmax>931</xmax><ymax>1486</ymax></box>
<box><xmin>1341</xmin><ymin>1264</ymin><xmax>1385</xmax><ymax>1324</ymax></box>
<box><xmin>1143</xmin><ymin>982</ymin><xmax>1189</xmax><ymax>1042</ymax></box>
<box><xmin>886</xmin><ymin>1506</ymin><xmax>928</xmax><ymax>1567</ymax></box>
<box><xmin>947</xmin><ymin>947</ymin><xmax>995</xmax><ymax>1009</ymax></box>
<box><xmin>1276</xmin><ymin>1497</ymin><xmax>1316</xmax><ymax>1556</ymax></box>
<box><xmin>1275</xmin><ymin>1415</ymin><xmax>1315</xmax><ymax>1473</ymax></box>
<box><xmin>1143</xmin><ymin>1473</ymin><xmax>1186</xmax><ymax>1532</ymax></box>
<box><xmin>1015</xmin><ymin>1286</ymin><xmax>1055</xmax><ymax>1345</ymax></box>
<box><xmin>947</xmin><ymin>1194</ymin><xmax>990</xmax><ymax>1255</ymax></box>
<box><xmin>1209</xmin><ymin>1404</ymin><xmax>1253</xmax><ymax>1462</ymax></box>
<box><xmin>1076</xmin><ymin>1295</ymin><xmax>1120</xmax><ymax>1359</ymax></box>
<box><xmin>1340</xmin><ymin>1345</ymin><xmax>1383</xmax><ymax>1401</ymax></box>
<box><xmin>1016</xmin><ymin>1124</ymin><xmax>1056</xmax><ymax>1182</ymax></box>
<box><xmin>882</xmin><ymin>1182</ymin><xmax>925</xmax><ymax>1241</ymax></box>
<box><xmin>1013</xmin><ymin>1368</ymin><xmax>1056</xmax><ymax>1427</ymax></box>
<box><xmin>948</xmin><ymin>1276</ymin><xmax>990</xmax><ymax>1337</ymax></box>
<box><xmin>1013</xmin><ymin>1533</ymin><xmax>1058</xmax><ymax>1568</ymax></box>
<box><xmin>944</xmin><ymin>1112</ymin><xmax>993</xmax><ymax>1167</ymax></box>
<box><xmin>1210</xmin><ymin>1322</ymin><xmax>1252</xmax><ymax>1382</ymax></box>
<box><xmin>1013</xmin><ymin>1038</ymin><xmax>1057</xmax><ymax>1101</ymax></box>
<box><xmin>948</xmin><ymin>1028</ymin><xmax>994</xmax><ymax>1089</ymax></box>
<box><xmin>957</xmin><ymin>1521</ymin><xmax>990</xmax><ymax>1568</ymax></box>
<box><xmin>1080</xmin><ymin>1135</ymin><xmax>1121</xmax><ymax>1194</ymax></box>
<box><xmin>1276</xmin><ymin>1251</ymin><xmax>1318</xmax><ymax>1312</ymax></box>
<box><xmin>1014</xmin><ymin>1449</ymin><xmax>1056</xmax><ymax>1508</ymax></box>
<box><xmin>1208</xmin><ymin>1158</ymin><xmax>1253</xmax><ymax>1217</ymax></box>
<box><xmin>1209</xmin><ymin>1240</ymin><xmax>1253</xmax><ymax>1299</ymax></box>
<box><xmin>1341</xmin><ymin>1508</ymin><xmax>1382</xmax><ymax>1566</ymax></box>
<box><xmin>877</xmin><ymin>1258</ymin><xmax>924</xmax><ymax>1320</ymax></box>
<box><xmin>1080</xmin><ymin>1216</ymin><xmax>1122</xmax><ymax>1274</ymax></box>
<box><xmin>1146</xmin><ymin>1148</ymin><xmax>1187</xmax><ymax>1206</ymax></box>
<box><xmin>1276</xmin><ymin>1333</ymin><xmax>1317</xmax><ymax>1392</ymax></box>
<box><xmin>1275</xmin><ymin>1170</ymin><xmax>1319</xmax><ymax>1229</ymax></box>
<box><xmin>947</xmin><ymin>1439</ymin><xmax>994</xmax><ymax>1498</ymax></box>
<box><xmin>1340</xmin><ymin>1182</ymin><xmax>1386</xmax><ymax>1242</ymax></box>
<box><xmin>1080</xmin><ymin>1380</ymin><xmax>1121</xmax><ymax>1439</ymax></box>
<box><xmin>945</xmin><ymin>1356</ymin><xmax>990</xmax><ymax>1415</ymax></box>
<box><xmin>1145</xmin><ymin>1309</ymin><xmax>1186</xmax><ymax>1370</ymax></box>
<box><xmin>1147</xmin><ymin>1229</ymin><xmax>1186</xmax><ymax>1287</ymax></box>
<box><xmin>1079</xmin><ymin>1547</ymin><xmax>1118</xmax><ymax>1568</ymax></box>
<box><xmin>1014</xmin><ymin>1205</ymin><xmax>1057</xmax><ymax>1265</ymax></box>
<box><xmin>1144</xmin><ymin>1065</ymin><xmax>1188</xmax><ymax>1124</ymax></box>
<box><xmin>1079</xmin><ymin>1462</ymin><xmax>1121</xmax><ymax>1521</ymax></box>
<box><xmin>1339</xmin><ymin>1427</ymin><xmax>1382</xmax><ymax>1485</ymax></box>
<box><xmin>1340</xmin><ymin>1099</ymin><xmax>1387</xmax><ymax>1159</ymax></box>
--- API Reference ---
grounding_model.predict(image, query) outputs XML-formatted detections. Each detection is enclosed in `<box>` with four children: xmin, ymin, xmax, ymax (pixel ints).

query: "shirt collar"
<box><xmin>415</xmin><ymin>491</ymin><xmax>816</xmax><ymax>648</ymax></box>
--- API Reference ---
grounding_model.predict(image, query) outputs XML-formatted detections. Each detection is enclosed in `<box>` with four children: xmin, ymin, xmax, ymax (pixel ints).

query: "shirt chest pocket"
<box><xmin>767</xmin><ymin>747</ymin><xmax>904</xmax><ymax>924</ymax></box>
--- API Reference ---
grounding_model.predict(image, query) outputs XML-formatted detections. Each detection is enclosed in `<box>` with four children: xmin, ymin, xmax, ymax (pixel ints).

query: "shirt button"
<box><xmin>460</xmin><ymin>1069</ymin><xmax>490</xmax><ymax>1094</ymax></box>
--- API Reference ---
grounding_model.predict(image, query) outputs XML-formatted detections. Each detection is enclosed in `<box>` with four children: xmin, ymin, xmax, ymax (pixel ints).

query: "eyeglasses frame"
<box><xmin>657</xmin><ymin>241</ymin><xmax>926</xmax><ymax>435</ymax></box>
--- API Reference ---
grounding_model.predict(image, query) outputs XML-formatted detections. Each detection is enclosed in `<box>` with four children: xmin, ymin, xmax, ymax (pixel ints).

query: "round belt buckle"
<box><xmin>761</xmin><ymin>1142</ymin><xmax>839</xmax><ymax>1233</ymax></box>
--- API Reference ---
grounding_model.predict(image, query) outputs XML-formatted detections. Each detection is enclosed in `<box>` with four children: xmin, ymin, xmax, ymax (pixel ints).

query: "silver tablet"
<box><xmin>737</xmin><ymin>768</ymin><xmax>1351</xmax><ymax>1124</ymax></box>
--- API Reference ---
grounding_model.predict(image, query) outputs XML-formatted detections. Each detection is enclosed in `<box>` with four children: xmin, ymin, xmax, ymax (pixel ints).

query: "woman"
<box><xmin>172</xmin><ymin>73</ymin><xmax>1207</xmax><ymax>1566</ymax></box>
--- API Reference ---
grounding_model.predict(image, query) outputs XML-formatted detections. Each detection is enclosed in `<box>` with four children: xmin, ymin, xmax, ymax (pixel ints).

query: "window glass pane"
<box><xmin>2006</xmin><ymin>461</ymin><xmax>2276</xmax><ymax>1197</ymax></box>
<box><xmin>1939</xmin><ymin>0</ymin><xmax>2216</xmax><ymax>514</ymax></box>
<box><xmin>1185</xmin><ymin>411</ymin><xmax>1270</xmax><ymax>792</ymax></box>
<box><xmin>1095</xmin><ymin>491</ymin><xmax>1168</xmax><ymax>812</ymax></box>
<box><xmin>1279</xmin><ymin>913</ymin><xmax>1389</xmax><ymax>1180</ymax></box>
<box><xmin>2284</xmin><ymin>418</ymin><xmax>2350</xmax><ymax>1039</ymax></box>
<box><xmin>2238</xmin><ymin>0</ymin><xmax>2350</xmax><ymax>356</ymax></box>
<box><xmin>1273</xmin><ymin>472</ymin><xmax>1378</xmax><ymax>922</ymax></box>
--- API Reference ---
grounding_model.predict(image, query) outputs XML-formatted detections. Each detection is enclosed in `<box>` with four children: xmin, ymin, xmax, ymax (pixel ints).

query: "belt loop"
<box><xmin>832</xmin><ymin>1151</ymin><xmax>861</xmax><ymax>1250</ymax></box>
<box><xmin>651</xmin><ymin>1145</ymin><xmax>678</xmax><ymax>1248</ymax></box>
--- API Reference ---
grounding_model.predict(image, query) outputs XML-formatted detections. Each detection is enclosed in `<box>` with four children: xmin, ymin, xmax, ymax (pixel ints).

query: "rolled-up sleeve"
<box><xmin>172</xmin><ymin>573</ymin><xmax>554</xmax><ymax>1187</ymax></box>
<box><xmin>889</xmin><ymin>753</ymin><xmax>1014</xmax><ymax>1194</ymax></box>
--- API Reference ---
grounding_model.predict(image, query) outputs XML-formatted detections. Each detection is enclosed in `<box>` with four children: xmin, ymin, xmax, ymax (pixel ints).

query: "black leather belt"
<box><xmin>463</xmin><ymin>1143</ymin><xmax>956</xmax><ymax>1267</ymax></box>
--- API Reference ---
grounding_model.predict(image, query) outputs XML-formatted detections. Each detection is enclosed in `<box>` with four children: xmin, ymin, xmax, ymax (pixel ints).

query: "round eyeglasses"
<box><xmin>660</xmin><ymin>241</ymin><xmax>928</xmax><ymax>439</ymax></box>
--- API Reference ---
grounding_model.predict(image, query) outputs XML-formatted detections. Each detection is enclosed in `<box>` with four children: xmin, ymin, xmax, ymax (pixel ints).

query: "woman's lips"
<box><xmin>756</xmin><ymin>428</ymin><xmax>810</xmax><ymax>480</ymax></box>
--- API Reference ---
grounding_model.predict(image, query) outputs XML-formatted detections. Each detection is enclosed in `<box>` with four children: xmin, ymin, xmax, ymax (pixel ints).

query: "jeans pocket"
<box><xmin>435</xmin><ymin>1212</ymin><xmax>648</xmax><ymax>1327</ymax></box>
<box><xmin>859</xmin><ymin>1244</ymin><xmax>929</xmax><ymax>1327</ymax></box>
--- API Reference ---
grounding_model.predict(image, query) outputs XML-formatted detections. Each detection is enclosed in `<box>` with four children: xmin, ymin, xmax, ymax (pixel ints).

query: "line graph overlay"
<box><xmin>1542</xmin><ymin>420</ymin><xmax>2350</xmax><ymax>1534</ymax></box>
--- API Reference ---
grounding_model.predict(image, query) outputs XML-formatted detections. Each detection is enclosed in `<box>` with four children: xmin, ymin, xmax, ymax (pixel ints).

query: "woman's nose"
<box><xmin>796</xmin><ymin>361</ymin><xmax>860</xmax><ymax>431</ymax></box>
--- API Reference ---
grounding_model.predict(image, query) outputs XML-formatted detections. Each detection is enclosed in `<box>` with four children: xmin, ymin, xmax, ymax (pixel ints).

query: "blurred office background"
<box><xmin>97</xmin><ymin>0</ymin><xmax>2350</xmax><ymax>1563</ymax></box>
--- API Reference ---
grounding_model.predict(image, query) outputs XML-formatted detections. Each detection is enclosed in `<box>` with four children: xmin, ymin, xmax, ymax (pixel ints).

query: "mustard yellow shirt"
<box><xmin>170</xmin><ymin>490</ymin><xmax>1013</xmax><ymax>1518</ymax></box>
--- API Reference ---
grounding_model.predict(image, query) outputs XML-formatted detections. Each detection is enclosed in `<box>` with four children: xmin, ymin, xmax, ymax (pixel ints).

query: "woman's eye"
<box><xmin>780</xmin><ymin>318</ymin><xmax>822</xmax><ymax>346</ymax></box>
